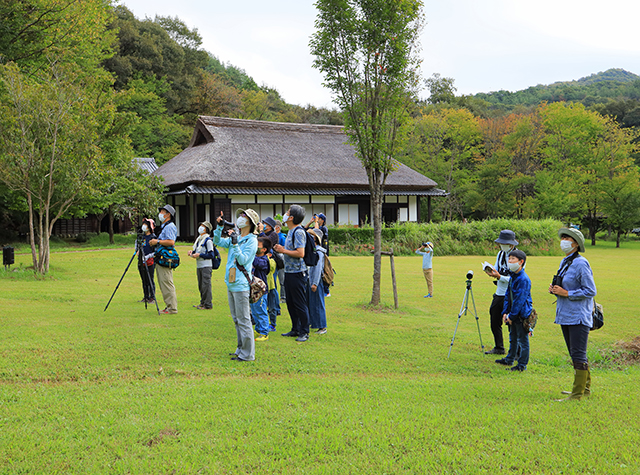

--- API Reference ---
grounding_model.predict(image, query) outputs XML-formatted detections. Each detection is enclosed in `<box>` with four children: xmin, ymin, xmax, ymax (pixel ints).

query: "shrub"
<box><xmin>328</xmin><ymin>219</ymin><xmax>563</xmax><ymax>256</ymax></box>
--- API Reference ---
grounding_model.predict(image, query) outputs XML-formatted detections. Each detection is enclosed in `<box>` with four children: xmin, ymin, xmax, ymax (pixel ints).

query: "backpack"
<box><xmin>322</xmin><ymin>253</ymin><xmax>336</xmax><ymax>286</ymax></box>
<box><xmin>271</xmin><ymin>251</ymin><xmax>285</xmax><ymax>270</ymax></box>
<box><xmin>212</xmin><ymin>245</ymin><xmax>222</xmax><ymax>270</ymax></box>
<box><xmin>155</xmin><ymin>244</ymin><xmax>180</xmax><ymax>269</ymax></box>
<box><xmin>295</xmin><ymin>226</ymin><xmax>319</xmax><ymax>267</ymax></box>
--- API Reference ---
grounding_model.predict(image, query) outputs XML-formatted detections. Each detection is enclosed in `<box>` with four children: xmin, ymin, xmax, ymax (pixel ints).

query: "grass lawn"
<box><xmin>1</xmin><ymin>242</ymin><xmax>639</xmax><ymax>474</ymax></box>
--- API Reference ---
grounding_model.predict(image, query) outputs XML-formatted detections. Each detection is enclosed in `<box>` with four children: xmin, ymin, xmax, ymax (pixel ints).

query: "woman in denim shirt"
<box><xmin>549</xmin><ymin>227</ymin><xmax>597</xmax><ymax>401</ymax></box>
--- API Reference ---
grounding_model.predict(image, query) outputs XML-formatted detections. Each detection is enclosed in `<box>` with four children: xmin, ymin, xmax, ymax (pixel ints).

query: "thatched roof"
<box><xmin>155</xmin><ymin>116</ymin><xmax>443</xmax><ymax>195</ymax></box>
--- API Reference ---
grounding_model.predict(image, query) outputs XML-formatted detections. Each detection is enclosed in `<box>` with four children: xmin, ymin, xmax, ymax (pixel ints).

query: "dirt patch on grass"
<box><xmin>145</xmin><ymin>427</ymin><xmax>179</xmax><ymax>447</ymax></box>
<box><xmin>597</xmin><ymin>336</ymin><xmax>640</xmax><ymax>367</ymax></box>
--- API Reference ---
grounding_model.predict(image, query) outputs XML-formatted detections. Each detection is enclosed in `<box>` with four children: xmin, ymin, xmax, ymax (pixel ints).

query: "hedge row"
<box><xmin>328</xmin><ymin>219</ymin><xmax>565</xmax><ymax>257</ymax></box>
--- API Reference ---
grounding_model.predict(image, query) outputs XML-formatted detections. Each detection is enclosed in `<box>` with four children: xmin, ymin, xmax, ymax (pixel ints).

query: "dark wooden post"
<box><xmin>375</xmin><ymin>249</ymin><xmax>399</xmax><ymax>309</ymax></box>
<box><xmin>427</xmin><ymin>196</ymin><xmax>432</xmax><ymax>223</ymax></box>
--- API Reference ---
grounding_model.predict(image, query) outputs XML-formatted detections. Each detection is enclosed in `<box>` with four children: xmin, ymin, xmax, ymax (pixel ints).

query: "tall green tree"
<box><xmin>310</xmin><ymin>0</ymin><xmax>424</xmax><ymax>306</ymax></box>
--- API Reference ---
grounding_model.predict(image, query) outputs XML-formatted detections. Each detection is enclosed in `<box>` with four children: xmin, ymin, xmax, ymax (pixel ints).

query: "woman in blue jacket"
<box><xmin>549</xmin><ymin>228</ymin><xmax>597</xmax><ymax>401</ymax></box>
<box><xmin>214</xmin><ymin>209</ymin><xmax>259</xmax><ymax>362</ymax></box>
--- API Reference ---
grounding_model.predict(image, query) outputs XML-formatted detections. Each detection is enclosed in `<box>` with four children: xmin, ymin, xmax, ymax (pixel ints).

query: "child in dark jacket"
<box><xmin>495</xmin><ymin>249</ymin><xmax>532</xmax><ymax>372</ymax></box>
<box><xmin>252</xmin><ymin>237</ymin><xmax>271</xmax><ymax>341</ymax></box>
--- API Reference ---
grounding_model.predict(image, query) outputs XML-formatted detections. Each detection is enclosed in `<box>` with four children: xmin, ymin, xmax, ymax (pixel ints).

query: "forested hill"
<box><xmin>473</xmin><ymin>68</ymin><xmax>640</xmax><ymax>109</ymax></box>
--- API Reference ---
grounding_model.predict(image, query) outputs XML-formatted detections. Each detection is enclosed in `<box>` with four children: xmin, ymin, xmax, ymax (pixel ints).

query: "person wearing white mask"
<box><xmin>549</xmin><ymin>228</ymin><xmax>597</xmax><ymax>401</ymax></box>
<box><xmin>214</xmin><ymin>209</ymin><xmax>259</xmax><ymax>362</ymax></box>
<box><xmin>150</xmin><ymin>204</ymin><xmax>178</xmax><ymax>314</ymax></box>
<box><xmin>495</xmin><ymin>249</ymin><xmax>532</xmax><ymax>372</ymax></box>
<box><xmin>137</xmin><ymin>218</ymin><xmax>157</xmax><ymax>304</ymax></box>
<box><xmin>483</xmin><ymin>230</ymin><xmax>519</xmax><ymax>355</ymax></box>
<box><xmin>188</xmin><ymin>221</ymin><xmax>215</xmax><ymax>310</ymax></box>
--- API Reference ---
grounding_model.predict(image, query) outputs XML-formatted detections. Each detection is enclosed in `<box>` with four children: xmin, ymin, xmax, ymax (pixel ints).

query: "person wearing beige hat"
<box><xmin>188</xmin><ymin>221</ymin><xmax>215</xmax><ymax>310</ymax></box>
<box><xmin>150</xmin><ymin>204</ymin><xmax>178</xmax><ymax>314</ymax></box>
<box><xmin>214</xmin><ymin>209</ymin><xmax>259</xmax><ymax>362</ymax></box>
<box><xmin>549</xmin><ymin>227</ymin><xmax>597</xmax><ymax>401</ymax></box>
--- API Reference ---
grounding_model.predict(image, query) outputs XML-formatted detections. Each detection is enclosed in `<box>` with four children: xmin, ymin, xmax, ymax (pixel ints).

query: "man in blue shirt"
<box><xmin>150</xmin><ymin>204</ymin><xmax>178</xmax><ymax>314</ymax></box>
<box><xmin>273</xmin><ymin>205</ymin><xmax>310</xmax><ymax>342</ymax></box>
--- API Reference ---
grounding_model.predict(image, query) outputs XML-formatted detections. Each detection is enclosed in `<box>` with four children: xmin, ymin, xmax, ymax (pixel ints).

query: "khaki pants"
<box><xmin>156</xmin><ymin>265</ymin><xmax>177</xmax><ymax>312</ymax></box>
<box><xmin>422</xmin><ymin>268</ymin><xmax>433</xmax><ymax>295</ymax></box>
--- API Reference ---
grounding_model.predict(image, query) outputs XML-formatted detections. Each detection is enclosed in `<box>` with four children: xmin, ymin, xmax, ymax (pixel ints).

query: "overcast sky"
<box><xmin>120</xmin><ymin>0</ymin><xmax>640</xmax><ymax>109</ymax></box>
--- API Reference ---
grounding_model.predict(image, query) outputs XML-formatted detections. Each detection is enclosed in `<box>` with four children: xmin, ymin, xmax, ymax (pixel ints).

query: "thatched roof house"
<box><xmin>154</xmin><ymin>116</ymin><xmax>446</xmax><ymax>239</ymax></box>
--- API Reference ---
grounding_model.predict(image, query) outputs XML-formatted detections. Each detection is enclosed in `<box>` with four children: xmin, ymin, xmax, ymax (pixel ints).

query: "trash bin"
<box><xmin>3</xmin><ymin>246</ymin><xmax>14</xmax><ymax>267</ymax></box>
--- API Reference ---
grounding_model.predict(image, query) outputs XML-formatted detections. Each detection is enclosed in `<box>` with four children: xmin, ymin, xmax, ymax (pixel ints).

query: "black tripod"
<box><xmin>448</xmin><ymin>271</ymin><xmax>484</xmax><ymax>358</ymax></box>
<box><xmin>104</xmin><ymin>236</ymin><xmax>159</xmax><ymax>314</ymax></box>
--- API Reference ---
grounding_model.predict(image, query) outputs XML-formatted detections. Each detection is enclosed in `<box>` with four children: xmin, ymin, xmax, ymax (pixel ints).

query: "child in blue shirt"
<box><xmin>495</xmin><ymin>250</ymin><xmax>532</xmax><ymax>372</ymax></box>
<box><xmin>415</xmin><ymin>242</ymin><xmax>434</xmax><ymax>298</ymax></box>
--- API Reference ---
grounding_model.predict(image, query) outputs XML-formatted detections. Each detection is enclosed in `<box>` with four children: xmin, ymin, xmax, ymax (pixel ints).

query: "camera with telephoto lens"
<box><xmin>552</xmin><ymin>274</ymin><xmax>563</xmax><ymax>287</ymax></box>
<box><xmin>422</xmin><ymin>242</ymin><xmax>428</xmax><ymax>247</ymax></box>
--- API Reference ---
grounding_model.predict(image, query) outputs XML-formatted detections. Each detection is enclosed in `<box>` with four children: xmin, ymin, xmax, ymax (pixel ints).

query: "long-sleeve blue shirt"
<box><xmin>503</xmin><ymin>269</ymin><xmax>532</xmax><ymax>319</ymax></box>
<box><xmin>252</xmin><ymin>255</ymin><xmax>269</xmax><ymax>284</ymax></box>
<box><xmin>213</xmin><ymin>228</ymin><xmax>258</xmax><ymax>292</ymax></box>
<box><xmin>415</xmin><ymin>248</ymin><xmax>433</xmax><ymax>269</ymax></box>
<box><xmin>308</xmin><ymin>246</ymin><xmax>326</xmax><ymax>288</ymax></box>
<box><xmin>554</xmin><ymin>255</ymin><xmax>597</xmax><ymax>326</ymax></box>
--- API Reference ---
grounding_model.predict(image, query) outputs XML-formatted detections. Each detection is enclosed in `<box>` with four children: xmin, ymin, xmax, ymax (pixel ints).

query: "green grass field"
<box><xmin>1</xmin><ymin>242</ymin><xmax>639</xmax><ymax>474</ymax></box>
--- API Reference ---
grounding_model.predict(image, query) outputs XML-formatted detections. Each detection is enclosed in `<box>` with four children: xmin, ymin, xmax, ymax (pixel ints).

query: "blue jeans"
<box><xmin>267</xmin><ymin>284</ymin><xmax>280</xmax><ymax>326</ymax></box>
<box><xmin>309</xmin><ymin>284</ymin><xmax>327</xmax><ymax>329</ymax></box>
<box><xmin>505</xmin><ymin>316</ymin><xmax>529</xmax><ymax>368</ymax></box>
<box><xmin>250</xmin><ymin>293</ymin><xmax>270</xmax><ymax>336</ymax></box>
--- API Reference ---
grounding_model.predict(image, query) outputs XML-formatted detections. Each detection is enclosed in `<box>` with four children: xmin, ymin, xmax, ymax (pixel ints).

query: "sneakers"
<box><xmin>268</xmin><ymin>324</ymin><xmax>276</xmax><ymax>332</ymax></box>
<box><xmin>508</xmin><ymin>365</ymin><xmax>526</xmax><ymax>372</ymax></box>
<box><xmin>316</xmin><ymin>328</ymin><xmax>327</xmax><ymax>334</ymax></box>
<box><xmin>295</xmin><ymin>334</ymin><xmax>309</xmax><ymax>342</ymax></box>
<box><xmin>255</xmin><ymin>334</ymin><xmax>269</xmax><ymax>342</ymax></box>
<box><xmin>281</xmin><ymin>331</ymin><xmax>298</xmax><ymax>337</ymax></box>
<box><xmin>424</xmin><ymin>293</ymin><xmax>433</xmax><ymax>298</ymax></box>
<box><xmin>485</xmin><ymin>348</ymin><xmax>506</xmax><ymax>355</ymax></box>
<box><xmin>193</xmin><ymin>304</ymin><xmax>211</xmax><ymax>310</ymax></box>
<box><xmin>159</xmin><ymin>308</ymin><xmax>177</xmax><ymax>315</ymax></box>
<box><xmin>495</xmin><ymin>358</ymin><xmax>512</xmax><ymax>366</ymax></box>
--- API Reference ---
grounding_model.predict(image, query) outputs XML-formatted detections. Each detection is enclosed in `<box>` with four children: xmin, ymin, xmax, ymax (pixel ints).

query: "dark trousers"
<box><xmin>489</xmin><ymin>294</ymin><xmax>505</xmax><ymax>351</ymax></box>
<box><xmin>561</xmin><ymin>324</ymin><xmax>590</xmax><ymax>364</ymax></box>
<box><xmin>284</xmin><ymin>271</ymin><xmax>310</xmax><ymax>336</ymax></box>
<box><xmin>138</xmin><ymin>262</ymin><xmax>155</xmax><ymax>301</ymax></box>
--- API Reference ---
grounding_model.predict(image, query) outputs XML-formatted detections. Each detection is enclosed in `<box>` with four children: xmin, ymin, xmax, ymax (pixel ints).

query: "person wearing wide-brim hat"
<box><xmin>188</xmin><ymin>221</ymin><xmax>216</xmax><ymax>310</ymax></box>
<box><xmin>150</xmin><ymin>204</ymin><xmax>178</xmax><ymax>314</ymax></box>
<box><xmin>484</xmin><ymin>229</ymin><xmax>519</xmax><ymax>355</ymax></box>
<box><xmin>550</xmin><ymin>227</ymin><xmax>597</xmax><ymax>401</ymax></box>
<box><xmin>213</xmin><ymin>208</ymin><xmax>259</xmax><ymax>362</ymax></box>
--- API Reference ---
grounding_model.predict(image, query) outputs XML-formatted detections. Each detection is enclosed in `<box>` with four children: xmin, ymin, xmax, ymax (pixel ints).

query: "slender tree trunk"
<box><xmin>616</xmin><ymin>232</ymin><xmax>621</xmax><ymax>248</ymax></box>
<box><xmin>26</xmin><ymin>192</ymin><xmax>39</xmax><ymax>271</ymax></box>
<box><xmin>108</xmin><ymin>205</ymin><xmax>115</xmax><ymax>245</ymax></box>
<box><xmin>370</xmin><ymin>189</ymin><xmax>383</xmax><ymax>306</ymax></box>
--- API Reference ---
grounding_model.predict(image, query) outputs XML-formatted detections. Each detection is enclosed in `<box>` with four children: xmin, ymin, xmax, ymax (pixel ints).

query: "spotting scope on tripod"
<box><xmin>447</xmin><ymin>270</ymin><xmax>485</xmax><ymax>358</ymax></box>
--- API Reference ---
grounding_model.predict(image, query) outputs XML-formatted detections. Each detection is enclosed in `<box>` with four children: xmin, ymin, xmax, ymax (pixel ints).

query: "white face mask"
<box><xmin>198</xmin><ymin>226</ymin><xmax>206</xmax><ymax>234</ymax></box>
<box><xmin>500</xmin><ymin>244</ymin><xmax>512</xmax><ymax>252</ymax></box>
<box><xmin>507</xmin><ymin>261</ymin><xmax>521</xmax><ymax>273</ymax></box>
<box><xmin>141</xmin><ymin>224</ymin><xmax>148</xmax><ymax>232</ymax></box>
<box><xmin>158</xmin><ymin>212</ymin><xmax>166</xmax><ymax>223</ymax></box>
<box><xmin>236</xmin><ymin>216</ymin><xmax>249</xmax><ymax>228</ymax></box>
<box><xmin>282</xmin><ymin>213</ymin><xmax>290</xmax><ymax>223</ymax></box>
<box><xmin>560</xmin><ymin>240</ymin><xmax>575</xmax><ymax>254</ymax></box>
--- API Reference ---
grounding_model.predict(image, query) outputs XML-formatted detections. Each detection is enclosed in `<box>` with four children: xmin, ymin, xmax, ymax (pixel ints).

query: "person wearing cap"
<box><xmin>415</xmin><ymin>242</ymin><xmax>434</xmax><ymax>298</ymax></box>
<box><xmin>137</xmin><ymin>218</ymin><xmax>157</xmax><ymax>304</ymax></box>
<box><xmin>150</xmin><ymin>205</ymin><xmax>178</xmax><ymax>314</ymax></box>
<box><xmin>259</xmin><ymin>216</ymin><xmax>282</xmax><ymax>330</ymax></box>
<box><xmin>188</xmin><ymin>221</ymin><xmax>215</xmax><ymax>310</ymax></box>
<box><xmin>483</xmin><ymin>230</ymin><xmax>519</xmax><ymax>355</ymax></box>
<box><xmin>306</xmin><ymin>213</ymin><xmax>330</xmax><ymax>296</ymax></box>
<box><xmin>214</xmin><ymin>209</ymin><xmax>259</xmax><ymax>362</ymax></box>
<box><xmin>275</xmin><ymin>220</ymin><xmax>287</xmax><ymax>303</ymax></box>
<box><xmin>495</xmin><ymin>249</ymin><xmax>532</xmax><ymax>372</ymax></box>
<box><xmin>307</xmin><ymin>228</ymin><xmax>328</xmax><ymax>334</ymax></box>
<box><xmin>549</xmin><ymin>228</ymin><xmax>597</xmax><ymax>400</ymax></box>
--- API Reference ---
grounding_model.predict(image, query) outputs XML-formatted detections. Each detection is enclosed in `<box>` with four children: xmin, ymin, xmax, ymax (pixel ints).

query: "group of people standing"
<box><xmin>136</xmin><ymin>203</ymin><xmax>331</xmax><ymax>364</ymax></box>
<box><xmin>482</xmin><ymin>227</ymin><xmax>597</xmax><ymax>401</ymax></box>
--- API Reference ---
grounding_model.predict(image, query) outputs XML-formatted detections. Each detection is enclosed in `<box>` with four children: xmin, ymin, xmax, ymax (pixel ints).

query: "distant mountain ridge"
<box><xmin>473</xmin><ymin>68</ymin><xmax>640</xmax><ymax>109</ymax></box>
<box><xmin>553</xmin><ymin>68</ymin><xmax>640</xmax><ymax>86</ymax></box>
